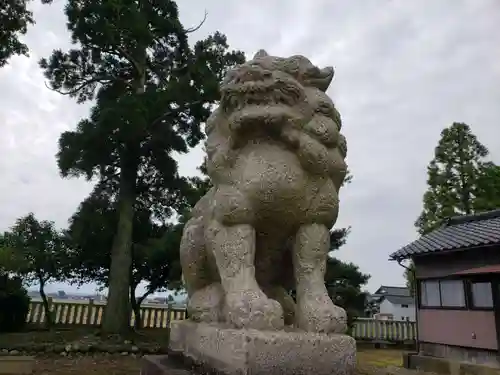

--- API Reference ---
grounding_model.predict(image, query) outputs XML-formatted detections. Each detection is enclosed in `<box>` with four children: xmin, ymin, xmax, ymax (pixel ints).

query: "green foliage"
<box><xmin>1</xmin><ymin>213</ymin><xmax>67</xmax><ymax>327</ymax></box>
<box><xmin>0</xmin><ymin>0</ymin><xmax>52</xmax><ymax>67</ymax></box>
<box><xmin>1</xmin><ymin>213</ymin><xmax>67</xmax><ymax>284</ymax></box>
<box><xmin>474</xmin><ymin>162</ymin><xmax>500</xmax><ymax>212</ymax></box>
<box><xmin>0</xmin><ymin>274</ymin><xmax>30</xmax><ymax>332</ymax></box>
<box><xmin>0</xmin><ymin>0</ymin><xmax>33</xmax><ymax>66</ymax></box>
<box><xmin>330</xmin><ymin>227</ymin><xmax>350</xmax><ymax>252</ymax></box>
<box><xmin>415</xmin><ymin>122</ymin><xmax>500</xmax><ymax>234</ymax></box>
<box><xmin>66</xmin><ymin>187</ymin><xmax>184</xmax><ymax>290</ymax></box>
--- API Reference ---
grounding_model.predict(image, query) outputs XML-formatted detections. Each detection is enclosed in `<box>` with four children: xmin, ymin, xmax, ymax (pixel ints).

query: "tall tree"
<box><xmin>1</xmin><ymin>0</ymin><xmax>52</xmax><ymax>67</ymax></box>
<box><xmin>1</xmin><ymin>213</ymin><xmax>67</xmax><ymax>328</ymax></box>
<box><xmin>40</xmin><ymin>0</ymin><xmax>244</xmax><ymax>334</ymax></box>
<box><xmin>408</xmin><ymin>122</ymin><xmax>500</xmax><ymax>289</ymax></box>
<box><xmin>415</xmin><ymin>122</ymin><xmax>498</xmax><ymax>234</ymax></box>
<box><xmin>65</xmin><ymin>187</ymin><xmax>186</xmax><ymax>329</ymax></box>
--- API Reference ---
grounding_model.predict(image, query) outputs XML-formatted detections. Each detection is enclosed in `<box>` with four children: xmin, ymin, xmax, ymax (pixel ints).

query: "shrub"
<box><xmin>0</xmin><ymin>273</ymin><xmax>31</xmax><ymax>332</ymax></box>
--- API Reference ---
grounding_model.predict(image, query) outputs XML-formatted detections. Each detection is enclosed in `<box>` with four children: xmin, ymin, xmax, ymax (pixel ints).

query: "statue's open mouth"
<box><xmin>220</xmin><ymin>79</ymin><xmax>304</xmax><ymax>113</ymax></box>
<box><xmin>220</xmin><ymin>62</ymin><xmax>306</xmax><ymax>114</ymax></box>
<box><xmin>219</xmin><ymin>66</ymin><xmax>310</xmax><ymax>137</ymax></box>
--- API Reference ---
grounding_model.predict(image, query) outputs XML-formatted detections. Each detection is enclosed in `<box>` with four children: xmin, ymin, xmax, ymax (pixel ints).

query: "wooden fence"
<box><xmin>27</xmin><ymin>300</ymin><xmax>186</xmax><ymax>329</ymax></box>
<box><xmin>27</xmin><ymin>301</ymin><xmax>416</xmax><ymax>342</ymax></box>
<box><xmin>351</xmin><ymin>317</ymin><xmax>416</xmax><ymax>342</ymax></box>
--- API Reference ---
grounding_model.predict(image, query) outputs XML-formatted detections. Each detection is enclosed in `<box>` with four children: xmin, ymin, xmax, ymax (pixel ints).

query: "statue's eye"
<box><xmin>317</xmin><ymin>103</ymin><xmax>334</xmax><ymax>117</ymax></box>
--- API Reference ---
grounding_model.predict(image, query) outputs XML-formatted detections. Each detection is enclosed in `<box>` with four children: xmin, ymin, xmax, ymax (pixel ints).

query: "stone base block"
<box><xmin>0</xmin><ymin>356</ymin><xmax>34</xmax><ymax>374</ymax></box>
<box><xmin>168</xmin><ymin>320</ymin><xmax>356</xmax><ymax>375</ymax></box>
<box><xmin>141</xmin><ymin>355</ymin><xmax>192</xmax><ymax>375</ymax></box>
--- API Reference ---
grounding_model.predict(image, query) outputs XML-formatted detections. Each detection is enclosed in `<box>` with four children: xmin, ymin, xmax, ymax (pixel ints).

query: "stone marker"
<box><xmin>142</xmin><ymin>49</ymin><xmax>355</xmax><ymax>374</ymax></box>
<box><xmin>0</xmin><ymin>356</ymin><xmax>34</xmax><ymax>374</ymax></box>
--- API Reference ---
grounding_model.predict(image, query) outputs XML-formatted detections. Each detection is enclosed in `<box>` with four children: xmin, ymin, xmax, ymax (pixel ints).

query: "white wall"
<box><xmin>378</xmin><ymin>299</ymin><xmax>416</xmax><ymax>322</ymax></box>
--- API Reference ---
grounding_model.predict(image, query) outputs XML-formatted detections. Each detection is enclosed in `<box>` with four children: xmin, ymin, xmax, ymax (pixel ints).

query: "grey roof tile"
<box><xmin>373</xmin><ymin>285</ymin><xmax>410</xmax><ymax>297</ymax></box>
<box><xmin>390</xmin><ymin>209</ymin><xmax>500</xmax><ymax>261</ymax></box>
<box><xmin>384</xmin><ymin>295</ymin><xmax>414</xmax><ymax>305</ymax></box>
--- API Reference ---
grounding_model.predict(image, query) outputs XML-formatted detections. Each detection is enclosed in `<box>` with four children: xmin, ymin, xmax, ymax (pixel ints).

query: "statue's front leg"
<box><xmin>293</xmin><ymin>223</ymin><xmax>347</xmax><ymax>333</ymax></box>
<box><xmin>180</xmin><ymin>216</ymin><xmax>224</xmax><ymax>323</ymax></box>
<box><xmin>207</xmin><ymin>222</ymin><xmax>284</xmax><ymax>330</ymax></box>
<box><xmin>206</xmin><ymin>186</ymin><xmax>284</xmax><ymax>330</ymax></box>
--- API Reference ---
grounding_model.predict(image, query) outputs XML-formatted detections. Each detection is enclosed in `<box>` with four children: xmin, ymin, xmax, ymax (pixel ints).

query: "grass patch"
<box><xmin>358</xmin><ymin>348</ymin><xmax>403</xmax><ymax>368</ymax></box>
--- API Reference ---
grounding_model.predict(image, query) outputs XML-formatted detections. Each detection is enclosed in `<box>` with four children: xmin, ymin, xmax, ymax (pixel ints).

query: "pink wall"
<box><xmin>418</xmin><ymin>309</ymin><xmax>498</xmax><ymax>350</ymax></box>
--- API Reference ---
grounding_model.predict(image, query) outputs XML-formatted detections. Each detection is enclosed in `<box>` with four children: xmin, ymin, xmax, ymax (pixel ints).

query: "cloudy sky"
<box><xmin>1</xmin><ymin>0</ymin><xmax>499</xmax><ymax>296</ymax></box>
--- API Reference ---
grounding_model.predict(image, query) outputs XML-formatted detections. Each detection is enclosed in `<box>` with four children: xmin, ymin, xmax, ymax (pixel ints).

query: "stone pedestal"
<box><xmin>167</xmin><ymin>320</ymin><xmax>356</xmax><ymax>375</ymax></box>
<box><xmin>141</xmin><ymin>355</ymin><xmax>192</xmax><ymax>375</ymax></box>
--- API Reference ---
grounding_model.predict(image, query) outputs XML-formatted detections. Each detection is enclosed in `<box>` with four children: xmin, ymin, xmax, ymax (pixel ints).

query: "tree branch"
<box><xmin>44</xmin><ymin>66</ymin><xmax>135</xmax><ymax>96</ymax></box>
<box><xmin>149</xmin><ymin>100</ymin><xmax>203</xmax><ymax>128</ymax></box>
<box><xmin>186</xmin><ymin>10</ymin><xmax>208</xmax><ymax>34</ymax></box>
<box><xmin>44</xmin><ymin>76</ymin><xmax>107</xmax><ymax>96</ymax></box>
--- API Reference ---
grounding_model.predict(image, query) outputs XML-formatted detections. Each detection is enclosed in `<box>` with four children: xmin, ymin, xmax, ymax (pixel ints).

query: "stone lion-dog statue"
<box><xmin>179</xmin><ymin>50</ymin><xmax>348</xmax><ymax>334</ymax></box>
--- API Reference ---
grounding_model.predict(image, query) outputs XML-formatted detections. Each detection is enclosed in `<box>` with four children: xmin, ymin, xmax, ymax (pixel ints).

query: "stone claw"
<box><xmin>224</xmin><ymin>290</ymin><xmax>284</xmax><ymax>331</ymax></box>
<box><xmin>296</xmin><ymin>292</ymin><xmax>347</xmax><ymax>334</ymax></box>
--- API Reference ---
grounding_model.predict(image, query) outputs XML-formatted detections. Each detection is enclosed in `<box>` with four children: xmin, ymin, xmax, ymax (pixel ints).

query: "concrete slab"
<box><xmin>168</xmin><ymin>320</ymin><xmax>356</xmax><ymax>375</ymax></box>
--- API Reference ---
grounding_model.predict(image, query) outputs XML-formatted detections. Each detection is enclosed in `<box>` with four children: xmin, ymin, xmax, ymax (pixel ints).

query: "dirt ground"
<box><xmin>1</xmin><ymin>330</ymin><xmax>416</xmax><ymax>375</ymax></box>
<box><xmin>28</xmin><ymin>349</ymin><xmax>408</xmax><ymax>375</ymax></box>
<box><xmin>0</xmin><ymin>327</ymin><xmax>169</xmax><ymax>347</ymax></box>
<box><xmin>34</xmin><ymin>356</ymin><xmax>140</xmax><ymax>375</ymax></box>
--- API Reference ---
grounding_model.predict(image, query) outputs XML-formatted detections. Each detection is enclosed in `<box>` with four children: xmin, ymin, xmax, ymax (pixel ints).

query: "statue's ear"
<box><xmin>253</xmin><ymin>49</ymin><xmax>269</xmax><ymax>59</ymax></box>
<box><xmin>304</xmin><ymin>66</ymin><xmax>335</xmax><ymax>92</ymax></box>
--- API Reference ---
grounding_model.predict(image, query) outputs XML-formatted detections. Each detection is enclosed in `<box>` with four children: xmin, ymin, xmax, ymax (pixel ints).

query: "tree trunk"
<box><xmin>101</xmin><ymin>170</ymin><xmax>136</xmax><ymax>335</ymax></box>
<box><xmin>130</xmin><ymin>283</ymin><xmax>141</xmax><ymax>330</ymax></box>
<box><xmin>38</xmin><ymin>277</ymin><xmax>53</xmax><ymax>329</ymax></box>
<box><xmin>132</xmin><ymin>290</ymin><xmax>153</xmax><ymax>330</ymax></box>
<box><xmin>101</xmin><ymin>46</ymin><xmax>146</xmax><ymax>335</ymax></box>
<box><xmin>457</xmin><ymin>134</ymin><xmax>472</xmax><ymax>214</ymax></box>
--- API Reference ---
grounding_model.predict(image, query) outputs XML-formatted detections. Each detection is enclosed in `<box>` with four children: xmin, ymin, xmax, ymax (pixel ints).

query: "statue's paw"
<box><xmin>224</xmin><ymin>290</ymin><xmax>284</xmax><ymax>331</ymax></box>
<box><xmin>187</xmin><ymin>283</ymin><xmax>224</xmax><ymax>323</ymax></box>
<box><xmin>296</xmin><ymin>293</ymin><xmax>347</xmax><ymax>334</ymax></box>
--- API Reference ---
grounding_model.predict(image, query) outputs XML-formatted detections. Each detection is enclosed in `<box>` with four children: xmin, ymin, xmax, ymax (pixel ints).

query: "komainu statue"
<box><xmin>179</xmin><ymin>50</ymin><xmax>348</xmax><ymax>334</ymax></box>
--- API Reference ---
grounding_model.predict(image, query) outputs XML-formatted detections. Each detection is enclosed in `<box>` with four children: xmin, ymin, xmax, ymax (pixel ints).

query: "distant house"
<box><xmin>390</xmin><ymin>209</ymin><xmax>500</xmax><ymax>368</ymax></box>
<box><xmin>370</xmin><ymin>285</ymin><xmax>415</xmax><ymax>321</ymax></box>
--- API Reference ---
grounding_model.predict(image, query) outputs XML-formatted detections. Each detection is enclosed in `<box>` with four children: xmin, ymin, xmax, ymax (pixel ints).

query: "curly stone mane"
<box><xmin>204</xmin><ymin>50</ymin><xmax>347</xmax><ymax>189</ymax></box>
